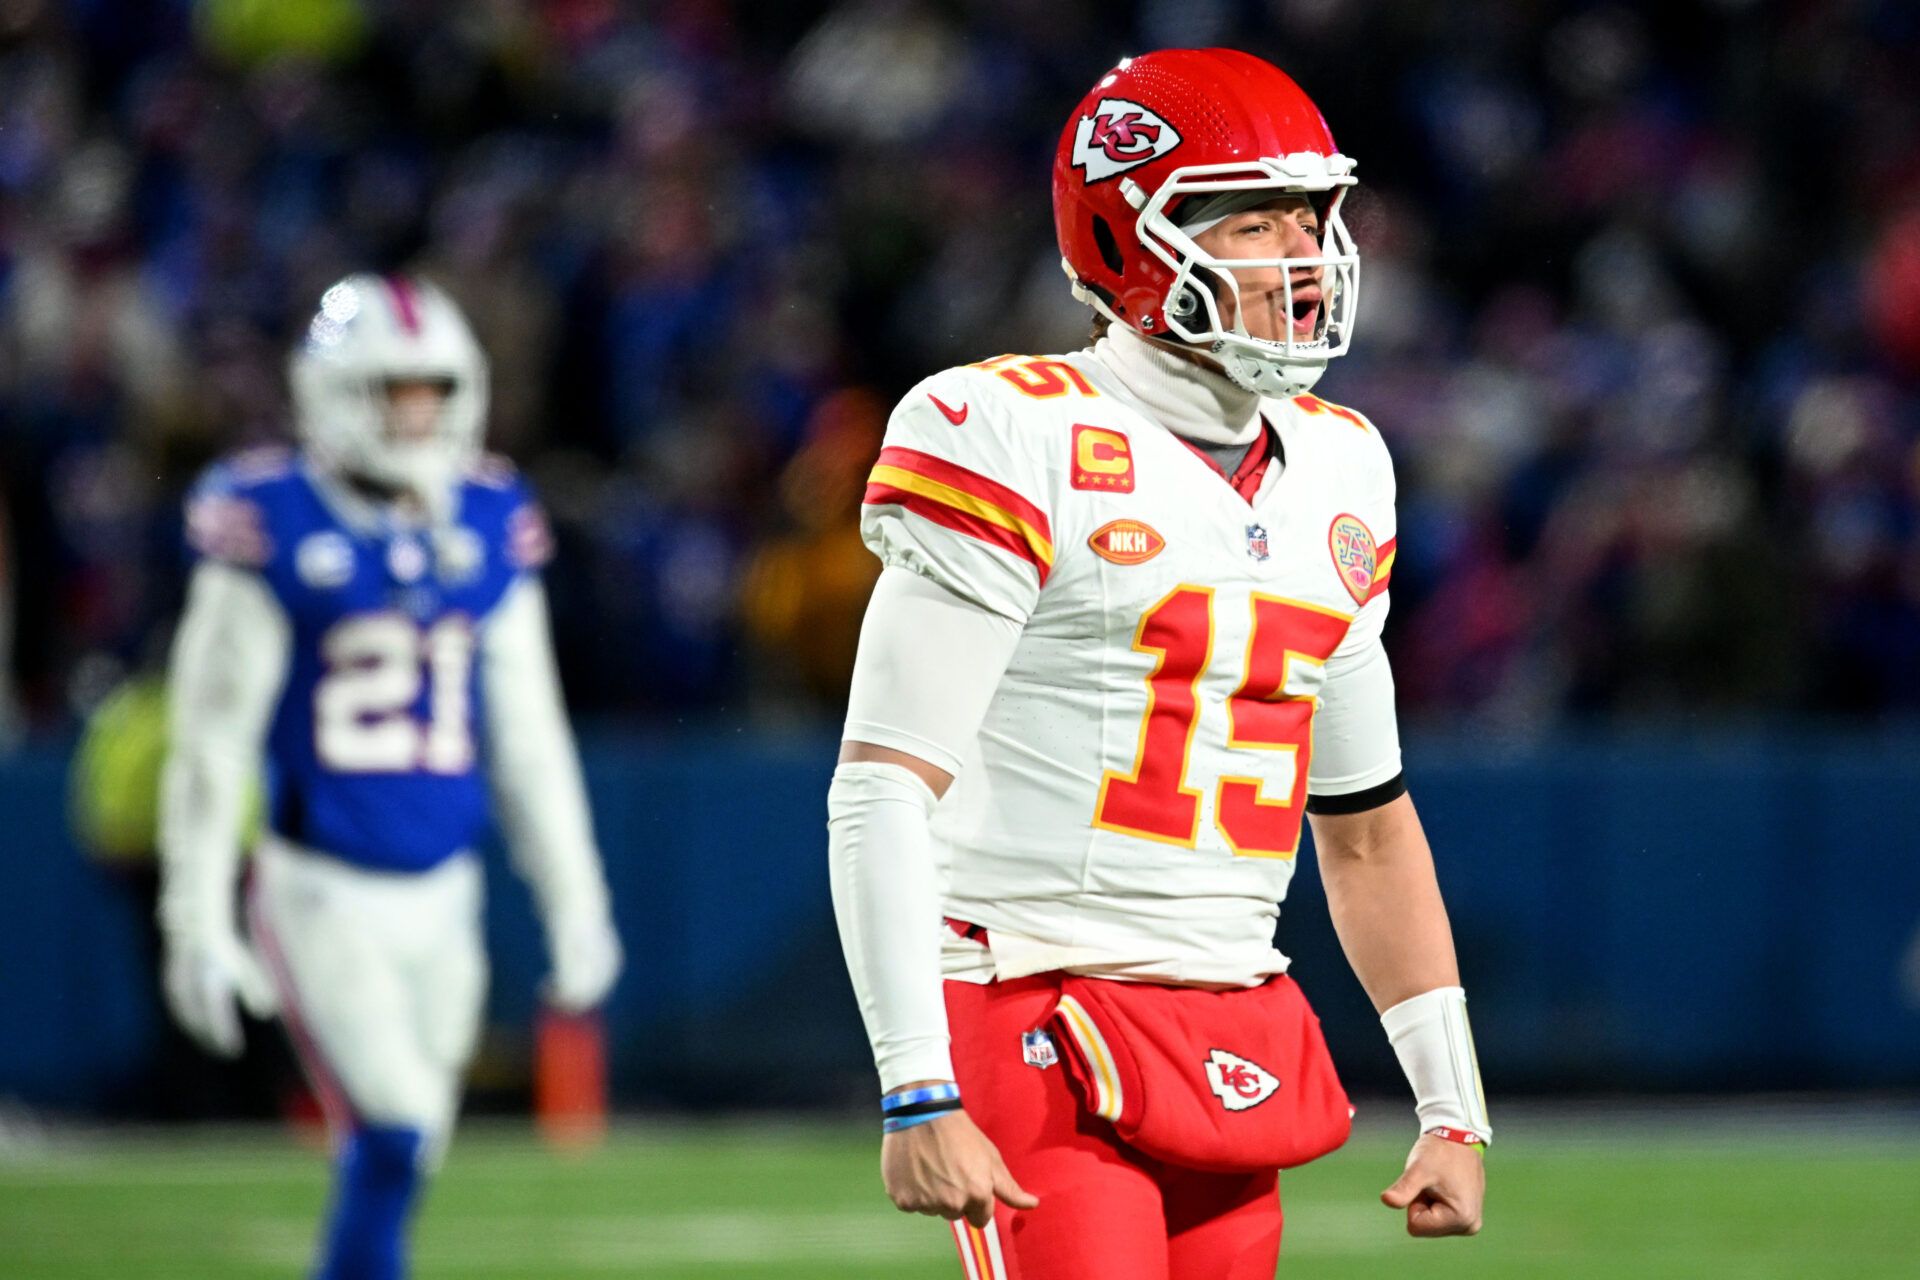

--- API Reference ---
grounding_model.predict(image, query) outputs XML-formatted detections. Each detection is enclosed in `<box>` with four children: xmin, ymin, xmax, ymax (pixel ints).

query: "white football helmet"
<box><xmin>289</xmin><ymin>273</ymin><xmax>489</xmax><ymax>508</ymax></box>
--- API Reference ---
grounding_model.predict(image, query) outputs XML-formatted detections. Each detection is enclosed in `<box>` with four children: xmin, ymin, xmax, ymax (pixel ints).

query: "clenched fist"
<box><xmin>1381</xmin><ymin>1132</ymin><xmax>1485</xmax><ymax>1237</ymax></box>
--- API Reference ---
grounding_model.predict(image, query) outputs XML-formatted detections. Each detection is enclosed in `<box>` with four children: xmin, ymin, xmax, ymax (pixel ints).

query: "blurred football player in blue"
<box><xmin>157</xmin><ymin>274</ymin><xmax>622</xmax><ymax>1280</ymax></box>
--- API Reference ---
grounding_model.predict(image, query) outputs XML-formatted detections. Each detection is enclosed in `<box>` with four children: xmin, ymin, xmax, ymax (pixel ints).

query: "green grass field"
<box><xmin>1</xmin><ymin>1108</ymin><xmax>1915</xmax><ymax>1278</ymax></box>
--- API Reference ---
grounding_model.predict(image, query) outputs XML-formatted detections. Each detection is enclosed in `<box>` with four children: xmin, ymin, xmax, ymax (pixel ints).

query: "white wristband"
<box><xmin>1381</xmin><ymin>985</ymin><xmax>1492</xmax><ymax>1145</ymax></box>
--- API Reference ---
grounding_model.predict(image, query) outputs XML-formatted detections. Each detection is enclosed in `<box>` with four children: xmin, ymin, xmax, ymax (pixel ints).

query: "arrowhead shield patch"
<box><xmin>1204</xmin><ymin>1048</ymin><xmax>1281</xmax><ymax>1112</ymax></box>
<box><xmin>1328</xmin><ymin>514</ymin><xmax>1378</xmax><ymax>604</ymax></box>
<box><xmin>1071</xmin><ymin>98</ymin><xmax>1182</xmax><ymax>183</ymax></box>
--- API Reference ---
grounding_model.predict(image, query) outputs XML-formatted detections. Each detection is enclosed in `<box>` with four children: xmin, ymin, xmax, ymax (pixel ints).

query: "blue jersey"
<box><xmin>185</xmin><ymin>449</ymin><xmax>554</xmax><ymax>873</ymax></box>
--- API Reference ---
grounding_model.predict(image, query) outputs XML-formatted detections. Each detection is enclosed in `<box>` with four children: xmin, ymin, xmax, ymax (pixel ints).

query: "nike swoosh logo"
<box><xmin>928</xmin><ymin>393</ymin><xmax>969</xmax><ymax>425</ymax></box>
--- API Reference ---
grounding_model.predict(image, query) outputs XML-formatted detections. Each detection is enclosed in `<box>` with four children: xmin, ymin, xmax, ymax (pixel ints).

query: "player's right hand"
<box><xmin>543</xmin><ymin>909</ymin><xmax>623</xmax><ymax>1013</ymax></box>
<box><xmin>881</xmin><ymin>1106</ymin><xmax>1039</xmax><ymax>1228</ymax></box>
<box><xmin>162</xmin><ymin>932</ymin><xmax>279</xmax><ymax>1059</ymax></box>
<box><xmin>1381</xmin><ymin>1132</ymin><xmax>1485</xmax><ymax>1237</ymax></box>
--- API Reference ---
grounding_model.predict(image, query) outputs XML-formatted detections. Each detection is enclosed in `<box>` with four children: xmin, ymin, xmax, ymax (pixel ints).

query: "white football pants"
<box><xmin>247</xmin><ymin>836</ymin><xmax>487</xmax><ymax>1157</ymax></box>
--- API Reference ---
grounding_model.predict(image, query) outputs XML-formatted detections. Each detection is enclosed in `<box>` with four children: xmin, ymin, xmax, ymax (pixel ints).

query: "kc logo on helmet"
<box><xmin>1072</xmin><ymin>98</ymin><xmax>1182</xmax><ymax>182</ymax></box>
<box><xmin>1204</xmin><ymin>1049</ymin><xmax>1280</xmax><ymax>1112</ymax></box>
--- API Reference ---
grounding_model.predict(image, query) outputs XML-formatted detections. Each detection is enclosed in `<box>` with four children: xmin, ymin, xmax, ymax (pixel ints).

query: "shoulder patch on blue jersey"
<box><xmin>467</xmin><ymin>453</ymin><xmax>521</xmax><ymax>490</ymax></box>
<box><xmin>186</xmin><ymin>453</ymin><xmax>290</xmax><ymax>569</ymax></box>
<box><xmin>456</xmin><ymin>458</ymin><xmax>548</xmax><ymax>574</ymax></box>
<box><xmin>507</xmin><ymin>502</ymin><xmax>554</xmax><ymax>570</ymax></box>
<box><xmin>227</xmin><ymin>446</ymin><xmax>298</xmax><ymax>482</ymax></box>
<box><xmin>186</xmin><ymin>491</ymin><xmax>273</xmax><ymax>568</ymax></box>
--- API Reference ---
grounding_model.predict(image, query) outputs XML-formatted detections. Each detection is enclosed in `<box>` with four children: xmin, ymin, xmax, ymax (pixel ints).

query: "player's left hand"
<box><xmin>162</xmin><ymin>931</ymin><xmax>280</xmax><ymax>1059</ymax></box>
<box><xmin>544</xmin><ymin>911</ymin><xmax>623</xmax><ymax>1012</ymax></box>
<box><xmin>1380</xmin><ymin>1132</ymin><xmax>1485</xmax><ymax>1237</ymax></box>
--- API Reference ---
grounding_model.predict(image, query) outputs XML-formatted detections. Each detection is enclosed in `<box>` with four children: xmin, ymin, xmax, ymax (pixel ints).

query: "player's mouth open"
<box><xmin>1288</xmin><ymin>292</ymin><xmax>1320</xmax><ymax>337</ymax></box>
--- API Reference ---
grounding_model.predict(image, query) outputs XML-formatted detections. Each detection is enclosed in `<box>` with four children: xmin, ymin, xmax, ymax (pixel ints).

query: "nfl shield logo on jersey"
<box><xmin>1023</xmin><ymin>1028</ymin><xmax>1059</xmax><ymax>1070</ymax></box>
<box><xmin>388</xmin><ymin>536</ymin><xmax>429</xmax><ymax>584</ymax></box>
<box><xmin>1245</xmin><ymin>523</ymin><xmax>1270</xmax><ymax>562</ymax></box>
<box><xmin>1204</xmin><ymin>1049</ymin><xmax>1280</xmax><ymax>1111</ymax></box>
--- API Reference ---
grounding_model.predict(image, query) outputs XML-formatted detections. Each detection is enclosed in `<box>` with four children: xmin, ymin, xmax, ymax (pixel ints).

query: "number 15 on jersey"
<box><xmin>1094</xmin><ymin>586</ymin><xmax>1352</xmax><ymax>860</ymax></box>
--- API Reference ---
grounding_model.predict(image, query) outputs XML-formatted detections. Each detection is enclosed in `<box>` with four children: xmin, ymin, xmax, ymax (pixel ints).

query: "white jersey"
<box><xmin>859</xmin><ymin>350</ymin><xmax>1402</xmax><ymax>987</ymax></box>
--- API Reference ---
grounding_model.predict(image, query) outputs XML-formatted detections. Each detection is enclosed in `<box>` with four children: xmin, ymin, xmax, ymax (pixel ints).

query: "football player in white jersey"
<box><xmin>158</xmin><ymin>274</ymin><xmax>622</xmax><ymax>1280</ymax></box>
<box><xmin>829</xmin><ymin>50</ymin><xmax>1490</xmax><ymax>1278</ymax></box>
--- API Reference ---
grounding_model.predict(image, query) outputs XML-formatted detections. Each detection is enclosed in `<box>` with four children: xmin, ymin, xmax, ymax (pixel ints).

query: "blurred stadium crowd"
<box><xmin>1</xmin><ymin>0</ymin><xmax>1918</xmax><ymax>747</ymax></box>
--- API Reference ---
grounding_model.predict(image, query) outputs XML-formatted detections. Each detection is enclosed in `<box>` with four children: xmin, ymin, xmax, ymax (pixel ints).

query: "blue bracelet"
<box><xmin>883</xmin><ymin>1108</ymin><xmax>957</xmax><ymax>1134</ymax></box>
<box><xmin>882</xmin><ymin>1082</ymin><xmax>962</xmax><ymax>1113</ymax></box>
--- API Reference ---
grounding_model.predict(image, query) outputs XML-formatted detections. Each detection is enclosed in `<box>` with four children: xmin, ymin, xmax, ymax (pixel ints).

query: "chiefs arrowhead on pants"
<box><xmin>943</xmin><ymin>969</ymin><xmax>1352</xmax><ymax>1279</ymax></box>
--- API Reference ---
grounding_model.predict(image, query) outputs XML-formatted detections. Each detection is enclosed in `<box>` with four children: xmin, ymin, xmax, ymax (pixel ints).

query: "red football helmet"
<box><xmin>1053</xmin><ymin>48</ymin><xmax>1359</xmax><ymax>396</ymax></box>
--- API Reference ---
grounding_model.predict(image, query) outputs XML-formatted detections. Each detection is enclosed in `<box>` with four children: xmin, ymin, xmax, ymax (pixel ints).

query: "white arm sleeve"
<box><xmin>482</xmin><ymin>576</ymin><xmax>612</xmax><ymax>928</ymax></box>
<box><xmin>158</xmin><ymin>562</ymin><xmax>291</xmax><ymax>940</ymax></box>
<box><xmin>841</xmin><ymin>566</ymin><xmax>1023</xmax><ymax>776</ymax></box>
<box><xmin>828</xmin><ymin>761</ymin><xmax>950</xmax><ymax>1090</ymax></box>
<box><xmin>831</xmin><ymin>566</ymin><xmax>1023</xmax><ymax>1091</ymax></box>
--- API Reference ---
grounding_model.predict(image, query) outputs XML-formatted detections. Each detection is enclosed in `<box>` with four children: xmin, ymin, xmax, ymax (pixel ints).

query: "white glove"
<box><xmin>162</xmin><ymin>930</ymin><xmax>279</xmax><ymax>1058</ymax></box>
<box><xmin>544</xmin><ymin>910</ymin><xmax>623</xmax><ymax>1012</ymax></box>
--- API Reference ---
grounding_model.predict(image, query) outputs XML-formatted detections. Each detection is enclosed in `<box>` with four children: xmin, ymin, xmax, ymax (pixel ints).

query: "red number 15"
<box><xmin>1093</xmin><ymin>587</ymin><xmax>1353</xmax><ymax>859</ymax></box>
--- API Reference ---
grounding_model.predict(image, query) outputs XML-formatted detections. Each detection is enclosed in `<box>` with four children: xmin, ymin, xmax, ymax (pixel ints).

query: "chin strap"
<box><xmin>1067</xmin><ymin>269</ymin><xmax>1331</xmax><ymax>402</ymax></box>
<box><xmin>1211</xmin><ymin>339</ymin><xmax>1328</xmax><ymax>398</ymax></box>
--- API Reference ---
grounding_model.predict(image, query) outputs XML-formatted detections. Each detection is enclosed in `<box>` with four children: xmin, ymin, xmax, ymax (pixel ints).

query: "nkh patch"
<box><xmin>1071</xmin><ymin>98</ymin><xmax>1182</xmax><ymax>183</ymax></box>
<box><xmin>1088</xmin><ymin>518</ymin><xmax>1165</xmax><ymax>565</ymax></box>
<box><xmin>1327</xmin><ymin>513</ymin><xmax>1378</xmax><ymax>604</ymax></box>
<box><xmin>1204</xmin><ymin>1049</ymin><xmax>1280</xmax><ymax>1111</ymax></box>
<box><xmin>1022</xmin><ymin>1028</ymin><xmax>1059</xmax><ymax>1070</ymax></box>
<box><xmin>1245</xmin><ymin>523</ymin><xmax>1270</xmax><ymax>561</ymax></box>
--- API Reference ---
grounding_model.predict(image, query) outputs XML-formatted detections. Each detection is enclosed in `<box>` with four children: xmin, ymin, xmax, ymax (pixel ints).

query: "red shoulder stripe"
<box><xmin>1367</xmin><ymin>536</ymin><xmax>1397</xmax><ymax>602</ymax></box>
<box><xmin>862</xmin><ymin>480</ymin><xmax>1051</xmax><ymax>584</ymax></box>
<box><xmin>871</xmin><ymin>447</ymin><xmax>1051</xmax><ymax>542</ymax></box>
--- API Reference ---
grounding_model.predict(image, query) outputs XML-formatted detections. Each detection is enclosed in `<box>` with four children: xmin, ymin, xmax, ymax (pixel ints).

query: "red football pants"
<box><xmin>943</xmin><ymin>976</ymin><xmax>1282</xmax><ymax>1280</ymax></box>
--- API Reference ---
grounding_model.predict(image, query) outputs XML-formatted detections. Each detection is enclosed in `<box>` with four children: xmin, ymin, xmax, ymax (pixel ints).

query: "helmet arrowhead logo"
<box><xmin>1072</xmin><ymin>98</ymin><xmax>1181</xmax><ymax>182</ymax></box>
<box><xmin>1204</xmin><ymin>1049</ymin><xmax>1280</xmax><ymax>1111</ymax></box>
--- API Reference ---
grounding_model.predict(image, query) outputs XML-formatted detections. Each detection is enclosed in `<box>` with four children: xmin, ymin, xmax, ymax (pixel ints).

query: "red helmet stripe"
<box><xmin>384</xmin><ymin>275</ymin><xmax>422</xmax><ymax>336</ymax></box>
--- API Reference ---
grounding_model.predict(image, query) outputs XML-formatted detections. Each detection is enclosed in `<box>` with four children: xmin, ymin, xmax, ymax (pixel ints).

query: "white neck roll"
<box><xmin>1091</xmin><ymin>322</ymin><xmax>1264</xmax><ymax>447</ymax></box>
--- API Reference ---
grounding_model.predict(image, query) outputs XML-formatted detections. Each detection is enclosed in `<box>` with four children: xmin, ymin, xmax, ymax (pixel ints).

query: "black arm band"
<box><xmin>1305</xmin><ymin>771</ymin><xmax>1407</xmax><ymax>816</ymax></box>
<box><xmin>883</xmin><ymin>1096</ymin><xmax>966</xmax><ymax>1121</ymax></box>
